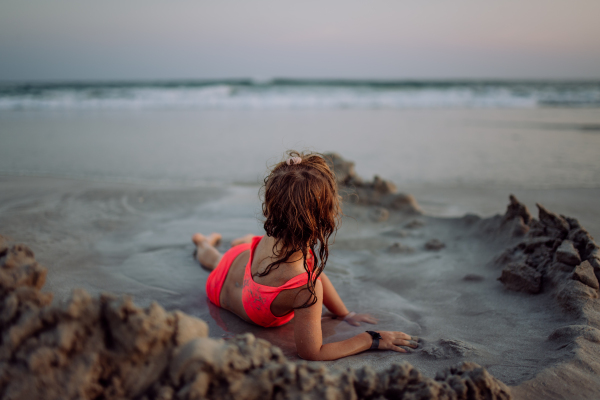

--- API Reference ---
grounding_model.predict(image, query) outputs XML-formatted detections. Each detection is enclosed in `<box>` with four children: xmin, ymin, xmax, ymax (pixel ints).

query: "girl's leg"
<box><xmin>192</xmin><ymin>233</ymin><xmax>222</xmax><ymax>270</ymax></box>
<box><xmin>231</xmin><ymin>233</ymin><xmax>255</xmax><ymax>247</ymax></box>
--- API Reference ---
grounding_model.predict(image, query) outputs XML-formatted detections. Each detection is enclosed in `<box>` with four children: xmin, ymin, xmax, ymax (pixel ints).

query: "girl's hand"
<box><xmin>376</xmin><ymin>331</ymin><xmax>419</xmax><ymax>353</ymax></box>
<box><xmin>342</xmin><ymin>312</ymin><xmax>378</xmax><ymax>326</ymax></box>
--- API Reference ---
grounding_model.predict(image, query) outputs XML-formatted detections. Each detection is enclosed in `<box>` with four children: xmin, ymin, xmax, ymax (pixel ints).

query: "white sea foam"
<box><xmin>0</xmin><ymin>81</ymin><xmax>598</xmax><ymax>110</ymax></box>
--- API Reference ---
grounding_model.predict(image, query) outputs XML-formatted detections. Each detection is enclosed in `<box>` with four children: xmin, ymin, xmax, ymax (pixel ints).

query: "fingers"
<box><xmin>343</xmin><ymin>315</ymin><xmax>365</xmax><ymax>326</ymax></box>
<box><xmin>391</xmin><ymin>345</ymin><xmax>407</xmax><ymax>353</ymax></box>
<box><xmin>395</xmin><ymin>333</ymin><xmax>418</xmax><ymax>348</ymax></box>
<box><xmin>395</xmin><ymin>332</ymin><xmax>412</xmax><ymax>340</ymax></box>
<box><xmin>347</xmin><ymin>314</ymin><xmax>378</xmax><ymax>325</ymax></box>
<box><xmin>393</xmin><ymin>339</ymin><xmax>418</xmax><ymax>348</ymax></box>
<box><xmin>377</xmin><ymin>331</ymin><xmax>420</xmax><ymax>353</ymax></box>
<box><xmin>349</xmin><ymin>319</ymin><xmax>376</xmax><ymax>326</ymax></box>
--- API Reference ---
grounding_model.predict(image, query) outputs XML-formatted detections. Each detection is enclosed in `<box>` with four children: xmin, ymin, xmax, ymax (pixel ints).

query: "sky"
<box><xmin>1</xmin><ymin>0</ymin><xmax>599</xmax><ymax>82</ymax></box>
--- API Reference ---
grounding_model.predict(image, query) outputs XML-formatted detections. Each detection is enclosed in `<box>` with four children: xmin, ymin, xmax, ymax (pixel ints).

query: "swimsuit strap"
<box><xmin>273</xmin><ymin>255</ymin><xmax>316</xmax><ymax>290</ymax></box>
<box><xmin>242</xmin><ymin>236</ymin><xmax>321</xmax><ymax>328</ymax></box>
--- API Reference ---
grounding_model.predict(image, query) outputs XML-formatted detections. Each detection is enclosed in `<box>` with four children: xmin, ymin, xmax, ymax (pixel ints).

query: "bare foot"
<box><xmin>191</xmin><ymin>232</ymin><xmax>222</xmax><ymax>271</ymax></box>
<box><xmin>192</xmin><ymin>232</ymin><xmax>222</xmax><ymax>247</ymax></box>
<box><xmin>231</xmin><ymin>233</ymin><xmax>255</xmax><ymax>247</ymax></box>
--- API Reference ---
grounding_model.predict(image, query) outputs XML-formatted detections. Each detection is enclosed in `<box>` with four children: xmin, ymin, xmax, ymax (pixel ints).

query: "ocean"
<box><xmin>1</xmin><ymin>80</ymin><xmax>599</xmax><ymax>193</ymax></box>
<box><xmin>1</xmin><ymin>80</ymin><xmax>600</xmax><ymax>110</ymax></box>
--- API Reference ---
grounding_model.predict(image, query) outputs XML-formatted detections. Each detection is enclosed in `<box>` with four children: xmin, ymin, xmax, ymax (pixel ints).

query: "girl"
<box><xmin>192</xmin><ymin>151</ymin><xmax>417</xmax><ymax>361</ymax></box>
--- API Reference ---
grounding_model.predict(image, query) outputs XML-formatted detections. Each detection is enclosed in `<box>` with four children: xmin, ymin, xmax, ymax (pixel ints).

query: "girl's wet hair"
<box><xmin>259</xmin><ymin>150</ymin><xmax>342</xmax><ymax>308</ymax></box>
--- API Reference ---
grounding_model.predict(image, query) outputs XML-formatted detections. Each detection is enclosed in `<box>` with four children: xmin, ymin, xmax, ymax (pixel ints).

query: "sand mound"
<box><xmin>325</xmin><ymin>153</ymin><xmax>421</xmax><ymax>214</ymax></box>
<box><xmin>493</xmin><ymin>196</ymin><xmax>600</xmax><ymax>399</ymax></box>
<box><xmin>496</xmin><ymin>195</ymin><xmax>600</xmax><ymax>308</ymax></box>
<box><xmin>0</xmin><ymin>236</ymin><xmax>510</xmax><ymax>400</ymax></box>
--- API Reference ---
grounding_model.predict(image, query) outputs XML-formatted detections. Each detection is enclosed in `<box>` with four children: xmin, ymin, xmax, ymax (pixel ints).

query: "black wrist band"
<box><xmin>366</xmin><ymin>331</ymin><xmax>382</xmax><ymax>350</ymax></box>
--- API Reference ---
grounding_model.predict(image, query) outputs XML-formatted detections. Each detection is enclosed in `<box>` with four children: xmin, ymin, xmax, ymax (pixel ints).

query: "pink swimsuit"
<box><xmin>206</xmin><ymin>235</ymin><xmax>319</xmax><ymax>328</ymax></box>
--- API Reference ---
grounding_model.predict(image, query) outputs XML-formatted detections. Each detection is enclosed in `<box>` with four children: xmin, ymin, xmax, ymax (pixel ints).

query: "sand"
<box><xmin>0</xmin><ymin>240</ymin><xmax>510</xmax><ymax>399</ymax></box>
<box><xmin>1</xmin><ymin>154</ymin><xmax>600</xmax><ymax>399</ymax></box>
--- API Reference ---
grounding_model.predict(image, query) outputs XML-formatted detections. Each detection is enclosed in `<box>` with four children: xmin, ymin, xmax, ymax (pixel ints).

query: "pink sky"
<box><xmin>1</xmin><ymin>0</ymin><xmax>599</xmax><ymax>81</ymax></box>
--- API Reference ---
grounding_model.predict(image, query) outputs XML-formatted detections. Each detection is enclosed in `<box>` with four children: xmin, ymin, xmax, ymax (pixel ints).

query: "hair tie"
<box><xmin>286</xmin><ymin>156</ymin><xmax>302</xmax><ymax>166</ymax></box>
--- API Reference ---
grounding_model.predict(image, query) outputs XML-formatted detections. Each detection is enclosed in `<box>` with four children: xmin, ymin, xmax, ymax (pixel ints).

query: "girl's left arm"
<box><xmin>320</xmin><ymin>273</ymin><xmax>349</xmax><ymax>316</ymax></box>
<box><xmin>320</xmin><ymin>273</ymin><xmax>377</xmax><ymax>326</ymax></box>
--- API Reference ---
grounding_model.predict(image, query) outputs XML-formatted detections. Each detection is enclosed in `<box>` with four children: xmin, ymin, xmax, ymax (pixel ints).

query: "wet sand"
<box><xmin>2</xmin><ymin>171</ymin><xmax>599</xmax><ymax>398</ymax></box>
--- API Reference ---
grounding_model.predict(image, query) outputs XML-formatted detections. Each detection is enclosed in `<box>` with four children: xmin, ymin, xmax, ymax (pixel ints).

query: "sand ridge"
<box><xmin>491</xmin><ymin>196</ymin><xmax>600</xmax><ymax>399</ymax></box>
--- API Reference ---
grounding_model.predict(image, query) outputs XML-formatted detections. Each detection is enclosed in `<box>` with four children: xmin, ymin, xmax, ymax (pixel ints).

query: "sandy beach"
<box><xmin>2</xmin><ymin>145</ymin><xmax>600</xmax><ymax>398</ymax></box>
<box><xmin>1</xmin><ymin>100</ymin><xmax>600</xmax><ymax>399</ymax></box>
<box><xmin>3</xmin><ymin>0</ymin><xmax>600</xmax><ymax>396</ymax></box>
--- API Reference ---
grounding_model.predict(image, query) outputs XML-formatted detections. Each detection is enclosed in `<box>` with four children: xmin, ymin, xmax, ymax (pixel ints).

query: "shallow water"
<box><xmin>1</xmin><ymin>108</ymin><xmax>600</xmax><ymax>190</ymax></box>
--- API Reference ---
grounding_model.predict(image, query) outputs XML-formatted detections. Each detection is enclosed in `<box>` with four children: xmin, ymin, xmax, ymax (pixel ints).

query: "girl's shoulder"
<box><xmin>252</xmin><ymin>239</ymin><xmax>312</xmax><ymax>286</ymax></box>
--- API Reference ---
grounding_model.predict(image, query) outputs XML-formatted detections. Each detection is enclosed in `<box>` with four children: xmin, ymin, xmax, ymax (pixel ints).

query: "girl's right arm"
<box><xmin>320</xmin><ymin>273</ymin><xmax>377</xmax><ymax>326</ymax></box>
<box><xmin>293</xmin><ymin>279</ymin><xmax>417</xmax><ymax>361</ymax></box>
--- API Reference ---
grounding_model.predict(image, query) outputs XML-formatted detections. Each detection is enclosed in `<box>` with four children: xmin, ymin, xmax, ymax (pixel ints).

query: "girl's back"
<box><xmin>249</xmin><ymin>235</ymin><xmax>315</xmax><ymax>319</ymax></box>
<box><xmin>216</xmin><ymin>235</ymin><xmax>314</xmax><ymax>326</ymax></box>
<box><xmin>252</xmin><ymin>235</ymin><xmax>310</xmax><ymax>287</ymax></box>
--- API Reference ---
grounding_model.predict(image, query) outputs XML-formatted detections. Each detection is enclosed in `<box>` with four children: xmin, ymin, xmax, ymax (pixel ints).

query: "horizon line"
<box><xmin>2</xmin><ymin>77</ymin><xmax>600</xmax><ymax>86</ymax></box>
